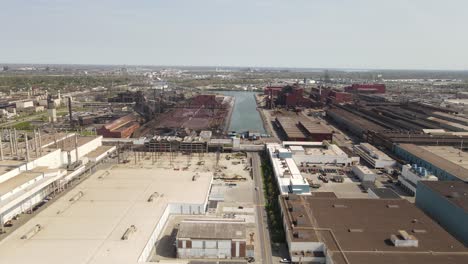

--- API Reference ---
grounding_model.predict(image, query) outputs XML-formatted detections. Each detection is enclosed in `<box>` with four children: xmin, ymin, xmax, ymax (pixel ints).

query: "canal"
<box><xmin>220</xmin><ymin>91</ymin><xmax>266</xmax><ymax>134</ymax></box>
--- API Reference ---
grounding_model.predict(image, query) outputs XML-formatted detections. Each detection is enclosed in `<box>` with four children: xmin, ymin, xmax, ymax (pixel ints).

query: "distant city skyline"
<box><xmin>1</xmin><ymin>0</ymin><xmax>468</xmax><ymax>70</ymax></box>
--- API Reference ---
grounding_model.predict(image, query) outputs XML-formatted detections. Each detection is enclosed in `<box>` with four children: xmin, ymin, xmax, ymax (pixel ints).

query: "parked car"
<box><xmin>280</xmin><ymin>258</ymin><xmax>291</xmax><ymax>263</ymax></box>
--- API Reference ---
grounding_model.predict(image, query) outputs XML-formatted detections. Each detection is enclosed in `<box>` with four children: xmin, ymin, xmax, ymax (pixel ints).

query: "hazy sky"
<box><xmin>1</xmin><ymin>0</ymin><xmax>467</xmax><ymax>70</ymax></box>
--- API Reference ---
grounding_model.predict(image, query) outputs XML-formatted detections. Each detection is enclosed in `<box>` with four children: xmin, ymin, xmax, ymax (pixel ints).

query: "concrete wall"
<box><xmin>177</xmin><ymin>239</ymin><xmax>232</xmax><ymax>259</ymax></box>
<box><xmin>394</xmin><ymin>146</ymin><xmax>462</xmax><ymax>181</ymax></box>
<box><xmin>60</xmin><ymin>136</ymin><xmax>102</xmax><ymax>165</ymax></box>
<box><xmin>415</xmin><ymin>182</ymin><xmax>468</xmax><ymax>246</ymax></box>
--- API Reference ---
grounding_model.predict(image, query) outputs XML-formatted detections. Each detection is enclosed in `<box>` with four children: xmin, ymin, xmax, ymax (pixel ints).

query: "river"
<box><xmin>220</xmin><ymin>91</ymin><xmax>266</xmax><ymax>134</ymax></box>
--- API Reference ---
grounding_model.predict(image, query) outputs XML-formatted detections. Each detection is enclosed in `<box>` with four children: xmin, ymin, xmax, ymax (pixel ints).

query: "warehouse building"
<box><xmin>415</xmin><ymin>181</ymin><xmax>468</xmax><ymax>246</ymax></box>
<box><xmin>0</xmin><ymin>163</ymin><xmax>212</xmax><ymax>264</ymax></box>
<box><xmin>279</xmin><ymin>194</ymin><xmax>468</xmax><ymax>264</ymax></box>
<box><xmin>353</xmin><ymin>143</ymin><xmax>396</xmax><ymax>169</ymax></box>
<box><xmin>398</xmin><ymin>164</ymin><xmax>438</xmax><ymax>196</ymax></box>
<box><xmin>0</xmin><ymin>133</ymin><xmax>115</xmax><ymax>228</ymax></box>
<box><xmin>394</xmin><ymin>144</ymin><xmax>468</xmax><ymax>182</ymax></box>
<box><xmin>351</xmin><ymin>165</ymin><xmax>377</xmax><ymax>182</ymax></box>
<box><xmin>266</xmin><ymin>143</ymin><xmax>310</xmax><ymax>195</ymax></box>
<box><xmin>267</xmin><ymin>142</ymin><xmax>354</xmax><ymax>195</ymax></box>
<box><xmin>97</xmin><ymin>114</ymin><xmax>140</xmax><ymax>138</ymax></box>
<box><xmin>275</xmin><ymin>117</ymin><xmax>332</xmax><ymax>142</ymax></box>
<box><xmin>176</xmin><ymin>220</ymin><xmax>249</xmax><ymax>259</ymax></box>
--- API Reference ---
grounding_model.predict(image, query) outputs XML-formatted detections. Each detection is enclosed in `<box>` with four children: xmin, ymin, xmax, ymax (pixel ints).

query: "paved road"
<box><xmin>251</xmin><ymin>152</ymin><xmax>273</xmax><ymax>264</ymax></box>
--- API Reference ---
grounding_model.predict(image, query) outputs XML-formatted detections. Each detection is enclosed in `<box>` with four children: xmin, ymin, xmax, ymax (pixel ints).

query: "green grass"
<box><xmin>260</xmin><ymin>151</ymin><xmax>286</xmax><ymax>243</ymax></box>
<box><xmin>13</xmin><ymin>121</ymin><xmax>34</xmax><ymax>131</ymax></box>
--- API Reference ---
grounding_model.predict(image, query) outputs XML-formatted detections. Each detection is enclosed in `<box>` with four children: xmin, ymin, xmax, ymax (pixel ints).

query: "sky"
<box><xmin>1</xmin><ymin>0</ymin><xmax>467</xmax><ymax>70</ymax></box>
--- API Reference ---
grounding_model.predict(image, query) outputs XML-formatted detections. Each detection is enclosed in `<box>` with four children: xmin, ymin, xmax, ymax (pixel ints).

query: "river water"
<box><xmin>220</xmin><ymin>91</ymin><xmax>266</xmax><ymax>133</ymax></box>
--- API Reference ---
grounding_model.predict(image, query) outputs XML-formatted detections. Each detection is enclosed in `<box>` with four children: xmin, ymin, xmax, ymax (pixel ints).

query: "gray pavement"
<box><xmin>250</xmin><ymin>152</ymin><xmax>273</xmax><ymax>264</ymax></box>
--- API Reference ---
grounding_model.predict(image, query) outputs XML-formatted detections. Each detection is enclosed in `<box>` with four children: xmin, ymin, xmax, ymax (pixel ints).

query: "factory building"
<box><xmin>264</xmin><ymin>84</ymin><xmax>313</xmax><ymax>108</ymax></box>
<box><xmin>266</xmin><ymin>142</ymin><xmax>354</xmax><ymax>195</ymax></box>
<box><xmin>279</xmin><ymin>194</ymin><xmax>468</xmax><ymax>264</ymax></box>
<box><xmin>96</xmin><ymin>114</ymin><xmax>140</xmax><ymax>138</ymax></box>
<box><xmin>353</xmin><ymin>143</ymin><xmax>396</xmax><ymax>169</ymax></box>
<box><xmin>326</xmin><ymin>107</ymin><xmax>386</xmax><ymax>139</ymax></box>
<box><xmin>415</xmin><ymin>181</ymin><xmax>468</xmax><ymax>247</ymax></box>
<box><xmin>0</xmin><ymin>133</ymin><xmax>115</xmax><ymax>227</ymax></box>
<box><xmin>176</xmin><ymin>220</ymin><xmax>249</xmax><ymax>259</ymax></box>
<box><xmin>0</xmin><ymin>162</ymin><xmax>212</xmax><ymax>264</ymax></box>
<box><xmin>398</xmin><ymin>164</ymin><xmax>438</xmax><ymax>196</ymax></box>
<box><xmin>344</xmin><ymin>83</ymin><xmax>386</xmax><ymax>94</ymax></box>
<box><xmin>298</xmin><ymin>120</ymin><xmax>333</xmax><ymax>142</ymax></box>
<box><xmin>275</xmin><ymin>116</ymin><xmax>333</xmax><ymax>142</ymax></box>
<box><xmin>394</xmin><ymin>144</ymin><xmax>468</xmax><ymax>182</ymax></box>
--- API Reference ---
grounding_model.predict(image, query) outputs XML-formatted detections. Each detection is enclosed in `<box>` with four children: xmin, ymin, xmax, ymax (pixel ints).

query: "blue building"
<box><xmin>416</xmin><ymin>181</ymin><xmax>468</xmax><ymax>246</ymax></box>
<box><xmin>394</xmin><ymin>144</ymin><xmax>468</xmax><ymax>182</ymax></box>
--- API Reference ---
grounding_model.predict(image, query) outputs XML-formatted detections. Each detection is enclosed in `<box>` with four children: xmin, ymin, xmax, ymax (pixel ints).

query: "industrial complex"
<box><xmin>0</xmin><ymin>65</ymin><xmax>468</xmax><ymax>264</ymax></box>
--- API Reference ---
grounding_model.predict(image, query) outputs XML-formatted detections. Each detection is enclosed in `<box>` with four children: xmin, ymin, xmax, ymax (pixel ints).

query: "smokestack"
<box><xmin>68</xmin><ymin>97</ymin><xmax>73</xmax><ymax>126</ymax></box>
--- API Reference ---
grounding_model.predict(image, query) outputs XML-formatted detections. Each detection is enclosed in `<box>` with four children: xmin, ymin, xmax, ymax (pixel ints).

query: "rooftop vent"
<box><xmin>333</xmin><ymin>204</ymin><xmax>347</xmax><ymax>208</ymax></box>
<box><xmin>349</xmin><ymin>228</ymin><xmax>364</xmax><ymax>233</ymax></box>
<box><xmin>121</xmin><ymin>225</ymin><xmax>137</xmax><ymax>240</ymax></box>
<box><xmin>412</xmin><ymin>229</ymin><xmax>427</xmax><ymax>234</ymax></box>
<box><xmin>387</xmin><ymin>204</ymin><xmax>399</xmax><ymax>209</ymax></box>
<box><xmin>391</xmin><ymin>230</ymin><xmax>419</xmax><ymax>247</ymax></box>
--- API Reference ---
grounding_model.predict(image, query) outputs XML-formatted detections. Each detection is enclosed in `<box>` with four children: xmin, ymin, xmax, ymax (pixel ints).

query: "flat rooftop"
<box><xmin>398</xmin><ymin>144</ymin><xmax>468</xmax><ymax>181</ymax></box>
<box><xmin>303</xmin><ymin>144</ymin><xmax>345</xmax><ymax>156</ymax></box>
<box><xmin>86</xmin><ymin>145</ymin><xmax>116</xmax><ymax>159</ymax></box>
<box><xmin>0</xmin><ymin>171</ymin><xmax>42</xmax><ymax>195</ymax></box>
<box><xmin>0</xmin><ymin>163</ymin><xmax>212</xmax><ymax>264</ymax></box>
<box><xmin>419</xmin><ymin>181</ymin><xmax>468</xmax><ymax>212</ymax></box>
<box><xmin>178</xmin><ymin>221</ymin><xmax>246</xmax><ymax>240</ymax></box>
<box><xmin>280</xmin><ymin>195</ymin><xmax>468</xmax><ymax>264</ymax></box>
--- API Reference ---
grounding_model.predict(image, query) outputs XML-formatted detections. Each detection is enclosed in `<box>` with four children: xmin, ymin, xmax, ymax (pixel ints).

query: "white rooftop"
<box><xmin>0</xmin><ymin>165</ymin><xmax>212</xmax><ymax>264</ymax></box>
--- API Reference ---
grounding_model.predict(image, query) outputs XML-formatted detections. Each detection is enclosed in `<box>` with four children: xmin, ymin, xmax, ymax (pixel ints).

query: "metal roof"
<box><xmin>398</xmin><ymin>144</ymin><xmax>468</xmax><ymax>181</ymax></box>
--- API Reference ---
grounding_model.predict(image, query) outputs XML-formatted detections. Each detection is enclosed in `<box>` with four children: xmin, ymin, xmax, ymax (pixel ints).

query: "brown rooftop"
<box><xmin>419</xmin><ymin>181</ymin><xmax>468</xmax><ymax>212</ymax></box>
<box><xmin>298</xmin><ymin>120</ymin><xmax>332</xmax><ymax>135</ymax></box>
<box><xmin>280</xmin><ymin>195</ymin><xmax>468</xmax><ymax>264</ymax></box>
<box><xmin>276</xmin><ymin>117</ymin><xmax>306</xmax><ymax>139</ymax></box>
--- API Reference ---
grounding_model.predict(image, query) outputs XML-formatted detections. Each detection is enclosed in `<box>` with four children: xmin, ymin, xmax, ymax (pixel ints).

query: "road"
<box><xmin>251</xmin><ymin>152</ymin><xmax>273</xmax><ymax>264</ymax></box>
